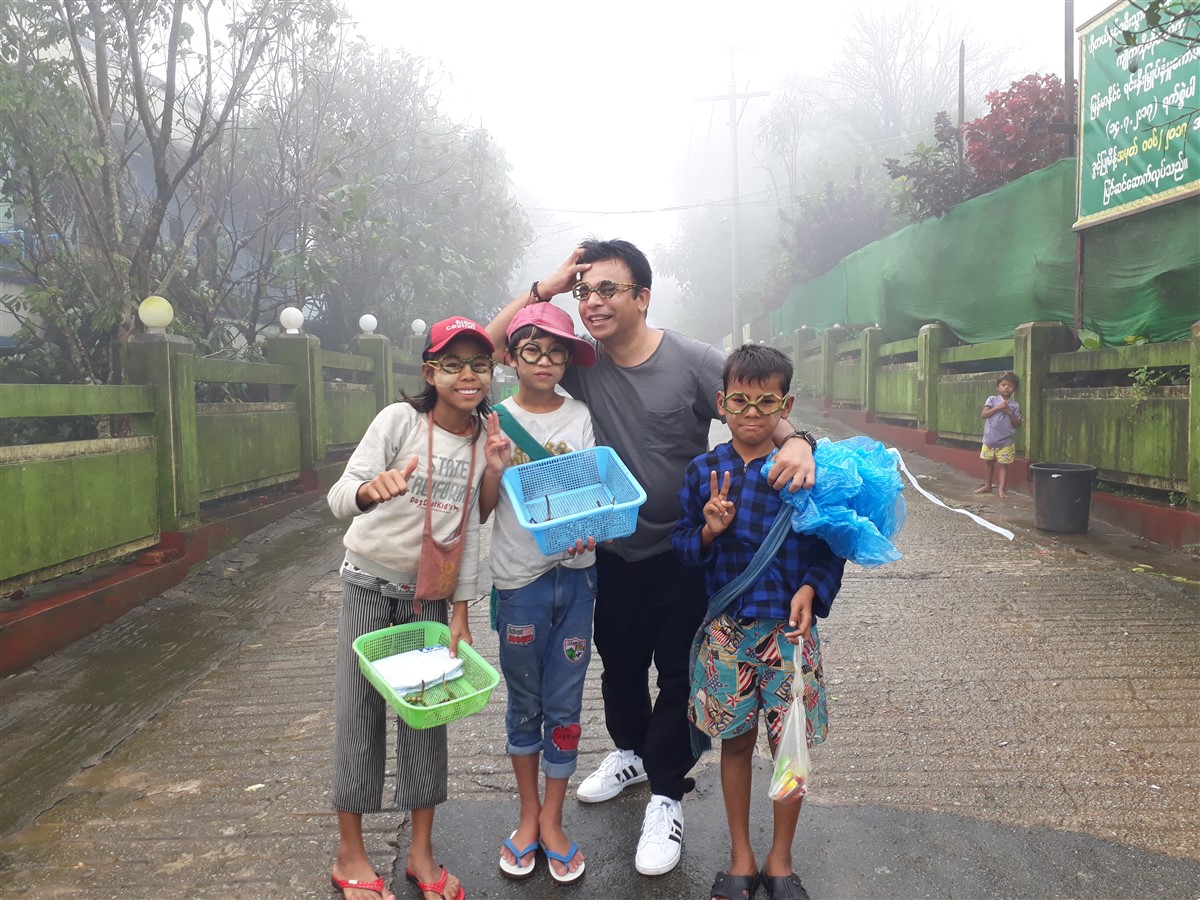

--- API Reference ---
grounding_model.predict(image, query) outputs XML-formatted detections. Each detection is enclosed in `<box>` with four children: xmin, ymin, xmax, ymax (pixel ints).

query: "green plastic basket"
<box><xmin>353</xmin><ymin>622</ymin><xmax>500</xmax><ymax>729</ymax></box>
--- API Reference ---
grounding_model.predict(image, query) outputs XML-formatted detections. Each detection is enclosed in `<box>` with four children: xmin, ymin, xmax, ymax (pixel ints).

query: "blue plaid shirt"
<box><xmin>672</xmin><ymin>442</ymin><xmax>845</xmax><ymax>621</ymax></box>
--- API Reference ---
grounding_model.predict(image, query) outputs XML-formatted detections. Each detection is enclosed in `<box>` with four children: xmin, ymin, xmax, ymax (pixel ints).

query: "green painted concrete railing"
<box><xmin>778</xmin><ymin>321</ymin><xmax>1199</xmax><ymax>504</ymax></box>
<box><xmin>2</xmin><ymin>320</ymin><xmax>1196</xmax><ymax>593</ymax></box>
<box><xmin>0</xmin><ymin>332</ymin><xmax>427</xmax><ymax>592</ymax></box>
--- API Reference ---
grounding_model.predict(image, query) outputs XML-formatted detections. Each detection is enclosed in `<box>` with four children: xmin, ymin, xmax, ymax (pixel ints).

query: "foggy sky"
<box><xmin>343</xmin><ymin>0</ymin><xmax>1116</xmax><ymax>307</ymax></box>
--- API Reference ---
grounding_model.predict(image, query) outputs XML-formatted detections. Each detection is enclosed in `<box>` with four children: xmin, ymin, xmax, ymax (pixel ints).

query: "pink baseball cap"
<box><xmin>422</xmin><ymin>316</ymin><xmax>495</xmax><ymax>359</ymax></box>
<box><xmin>506</xmin><ymin>304</ymin><xmax>596</xmax><ymax>367</ymax></box>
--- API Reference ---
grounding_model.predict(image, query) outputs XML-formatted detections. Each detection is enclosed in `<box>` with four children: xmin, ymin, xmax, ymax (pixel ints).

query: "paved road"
<box><xmin>2</xmin><ymin>417</ymin><xmax>1198</xmax><ymax>898</ymax></box>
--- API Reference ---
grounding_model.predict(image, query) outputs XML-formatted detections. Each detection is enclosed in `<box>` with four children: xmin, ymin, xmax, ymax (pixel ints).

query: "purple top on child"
<box><xmin>982</xmin><ymin>395</ymin><xmax>1021</xmax><ymax>448</ymax></box>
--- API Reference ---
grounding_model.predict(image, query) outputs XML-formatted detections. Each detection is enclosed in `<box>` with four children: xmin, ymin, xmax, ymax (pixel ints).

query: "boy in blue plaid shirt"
<box><xmin>673</xmin><ymin>344</ymin><xmax>845</xmax><ymax>900</ymax></box>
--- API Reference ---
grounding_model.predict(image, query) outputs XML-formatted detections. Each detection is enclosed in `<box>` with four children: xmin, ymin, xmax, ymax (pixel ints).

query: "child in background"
<box><xmin>975</xmin><ymin>371</ymin><xmax>1022</xmax><ymax>498</ymax></box>
<box><xmin>326</xmin><ymin>316</ymin><xmax>509</xmax><ymax>900</ymax></box>
<box><xmin>480</xmin><ymin>303</ymin><xmax>598</xmax><ymax>885</ymax></box>
<box><xmin>673</xmin><ymin>344</ymin><xmax>845</xmax><ymax>900</ymax></box>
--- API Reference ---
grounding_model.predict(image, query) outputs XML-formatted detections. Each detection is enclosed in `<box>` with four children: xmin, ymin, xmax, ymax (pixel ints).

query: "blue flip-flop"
<box><xmin>540</xmin><ymin>840</ymin><xmax>585</xmax><ymax>885</ymax></box>
<box><xmin>499</xmin><ymin>831</ymin><xmax>538</xmax><ymax>880</ymax></box>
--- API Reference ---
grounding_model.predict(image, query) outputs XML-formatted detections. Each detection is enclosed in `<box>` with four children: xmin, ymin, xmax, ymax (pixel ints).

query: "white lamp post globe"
<box><xmin>411</xmin><ymin>318</ymin><xmax>427</xmax><ymax>336</ymax></box>
<box><xmin>137</xmin><ymin>295</ymin><xmax>174</xmax><ymax>332</ymax></box>
<box><xmin>280</xmin><ymin>306</ymin><xmax>304</xmax><ymax>333</ymax></box>
<box><xmin>359</xmin><ymin>314</ymin><xmax>378</xmax><ymax>334</ymax></box>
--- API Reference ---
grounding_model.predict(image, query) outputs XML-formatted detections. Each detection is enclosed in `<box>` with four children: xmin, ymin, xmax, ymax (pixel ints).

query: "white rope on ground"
<box><xmin>889</xmin><ymin>448</ymin><xmax>1015</xmax><ymax>541</ymax></box>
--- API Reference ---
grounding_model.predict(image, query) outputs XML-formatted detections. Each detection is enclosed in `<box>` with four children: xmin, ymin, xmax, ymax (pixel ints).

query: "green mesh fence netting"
<box><xmin>771</xmin><ymin>159</ymin><xmax>1199</xmax><ymax>348</ymax></box>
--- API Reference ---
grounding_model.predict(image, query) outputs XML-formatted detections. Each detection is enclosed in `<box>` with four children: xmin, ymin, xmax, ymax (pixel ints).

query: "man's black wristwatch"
<box><xmin>781</xmin><ymin>429</ymin><xmax>817</xmax><ymax>453</ymax></box>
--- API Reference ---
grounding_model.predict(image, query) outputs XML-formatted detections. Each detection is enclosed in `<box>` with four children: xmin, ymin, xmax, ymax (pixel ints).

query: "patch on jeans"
<box><xmin>552</xmin><ymin>723</ymin><xmax>581</xmax><ymax>751</ymax></box>
<box><xmin>506</xmin><ymin>624</ymin><xmax>535</xmax><ymax>645</ymax></box>
<box><xmin>562</xmin><ymin>637</ymin><xmax>587</xmax><ymax>662</ymax></box>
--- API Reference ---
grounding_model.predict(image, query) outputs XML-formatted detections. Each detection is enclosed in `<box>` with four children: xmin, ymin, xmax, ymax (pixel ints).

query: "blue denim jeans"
<box><xmin>495</xmin><ymin>564</ymin><xmax>596</xmax><ymax>779</ymax></box>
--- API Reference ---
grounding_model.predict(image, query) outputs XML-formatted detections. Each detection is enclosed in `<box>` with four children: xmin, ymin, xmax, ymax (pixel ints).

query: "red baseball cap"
<box><xmin>422</xmin><ymin>316</ymin><xmax>495</xmax><ymax>359</ymax></box>
<box><xmin>506</xmin><ymin>304</ymin><xmax>596</xmax><ymax>367</ymax></box>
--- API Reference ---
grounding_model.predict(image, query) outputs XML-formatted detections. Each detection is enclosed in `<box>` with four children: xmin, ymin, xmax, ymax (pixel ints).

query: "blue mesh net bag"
<box><xmin>761</xmin><ymin>436</ymin><xmax>906</xmax><ymax>568</ymax></box>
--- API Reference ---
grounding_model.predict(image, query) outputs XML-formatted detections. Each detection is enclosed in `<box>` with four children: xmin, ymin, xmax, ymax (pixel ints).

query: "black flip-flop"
<box><xmin>759</xmin><ymin>870</ymin><xmax>810</xmax><ymax>900</ymax></box>
<box><xmin>710</xmin><ymin>870</ymin><xmax>759</xmax><ymax>900</ymax></box>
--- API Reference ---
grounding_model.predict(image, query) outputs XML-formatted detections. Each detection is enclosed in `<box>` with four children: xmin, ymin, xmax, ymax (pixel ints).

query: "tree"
<box><xmin>1</xmin><ymin>0</ymin><xmax>530</xmax><ymax>383</ymax></box>
<box><xmin>1</xmin><ymin>0</ymin><xmax>320</xmax><ymax>384</ymax></box>
<box><xmin>884</xmin><ymin>73</ymin><xmax>1075</xmax><ymax>222</ymax></box>
<box><xmin>1117</xmin><ymin>0</ymin><xmax>1200</xmax><ymax>50</ymax></box>
<box><xmin>829</xmin><ymin>1</ymin><xmax>1007</xmax><ymax>155</ymax></box>
<box><xmin>1113</xmin><ymin>1</ymin><xmax>1200</xmax><ymax>124</ymax></box>
<box><xmin>964</xmin><ymin>74</ymin><xmax>1071</xmax><ymax>194</ymax></box>
<box><xmin>884</xmin><ymin>112</ymin><xmax>971</xmax><ymax>221</ymax></box>
<box><xmin>196</xmin><ymin>37</ymin><xmax>529</xmax><ymax>353</ymax></box>
<box><xmin>656</xmin><ymin>206</ymin><xmax>733</xmax><ymax>347</ymax></box>
<box><xmin>754</xmin><ymin>75</ymin><xmax>815</xmax><ymax>207</ymax></box>
<box><xmin>778</xmin><ymin>166</ymin><xmax>892</xmax><ymax>282</ymax></box>
<box><xmin>744</xmin><ymin>1</ymin><xmax>1006</xmax><ymax>300</ymax></box>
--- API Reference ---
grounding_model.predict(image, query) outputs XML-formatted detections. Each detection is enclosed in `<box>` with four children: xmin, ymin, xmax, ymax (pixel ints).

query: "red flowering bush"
<box><xmin>964</xmin><ymin>73</ymin><xmax>1072</xmax><ymax>193</ymax></box>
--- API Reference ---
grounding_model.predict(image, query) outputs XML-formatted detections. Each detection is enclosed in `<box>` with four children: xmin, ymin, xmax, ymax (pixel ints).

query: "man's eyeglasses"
<box><xmin>571</xmin><ymin>280</ymin><xmax>640</xmax><ymax>302</ymax></box>
<box><xmin>720</xmin><ymin>392</ymin><xmax>790</xmax><ymax>416</ymax></box>
<box><xmin>426</xmin><ymin>354</ymin><xmax>496</xmax><ymax>375</ymax></box>
<box><xmin>515</xmin><ymin>343</ymin><xmax>570</xmax><ymax>366</ymax></box>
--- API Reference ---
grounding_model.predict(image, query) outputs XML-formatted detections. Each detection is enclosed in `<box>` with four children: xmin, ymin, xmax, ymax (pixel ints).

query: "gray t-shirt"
<box><xmin>561</xmin><ymin>329</ymin><xmax>724</xmax><ymax>561</ymax></box>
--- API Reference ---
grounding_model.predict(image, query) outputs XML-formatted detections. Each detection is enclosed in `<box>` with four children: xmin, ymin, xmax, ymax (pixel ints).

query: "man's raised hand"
<box><xmin>768</xmin><ymin>437</ymin><xmax>816</xmax><ymax>493</ymax></box>
<box><xmin>355</xmin><ymin>455</ymin><xmax>419</xmax><ymax>509</ymax></box>
<box><xmin>539</xmin><ymin>246</ymin><xmax>591</xmax><ymax>298</ymax></box>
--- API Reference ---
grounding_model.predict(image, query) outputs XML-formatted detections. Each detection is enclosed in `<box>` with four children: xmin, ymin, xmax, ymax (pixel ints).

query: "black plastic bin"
<box><xmin>1030</xmin><ymin>463</ymin><xmax>1097</xmax><ymax>533</ymax></box>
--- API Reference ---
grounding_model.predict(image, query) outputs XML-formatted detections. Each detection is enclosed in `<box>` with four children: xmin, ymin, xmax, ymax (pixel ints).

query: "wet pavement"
<box><xmin>1</xmin><ymin>416</ymin><xmax>1198</xmax><ymax>898</ymax></box>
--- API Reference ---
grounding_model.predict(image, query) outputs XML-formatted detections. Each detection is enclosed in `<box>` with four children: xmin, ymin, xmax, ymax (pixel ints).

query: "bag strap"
<box><xmin>423</xmin><ymin>413</ymin><xmax>475</xmax><ymax>540</ymax></box>
<box><xmin>703</xmin><ymin>504</ymin><xmax>792</xmax><ymax>621</ymax></box>
<box><xmin>688</xmin><ymin>503</ymin><xmax>792</xmax><ymax>760</ymax></box>
<box><xmin>495</xmin><ymin>404</ymin><xmax>553</xmax><ymax>461</ymax></box>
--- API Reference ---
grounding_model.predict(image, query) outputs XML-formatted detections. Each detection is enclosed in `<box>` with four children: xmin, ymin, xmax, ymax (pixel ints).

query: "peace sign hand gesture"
<box><xmin>484</xmin><ymin>412</ymin><xmax>511</xmax><ymax>474</ymax></box>
<box><xmin>703</xmin><ymin>469</ymin><xmax>736</xmax><ymax>536</ymax></box>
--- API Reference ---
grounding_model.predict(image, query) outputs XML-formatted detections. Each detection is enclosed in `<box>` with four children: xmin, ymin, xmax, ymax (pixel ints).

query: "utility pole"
<box><xmin>957</xmin><ymin>41</ymin><xmax>966</xmax><ymax>202</ymax></box>
<box><xmin>1064</xmin><ymin>0</ymin><xmax>1076</xmax><ymax>157</ymax></box>
<box><xmin>1065</xmin><ymin>0</ymin><xmax>1082</xmax><ymax>337</ymax></box>
<box><xmin>698</xmin><ymin>50</ymin><xmax>768</xmax><ymax>348</ymax></box>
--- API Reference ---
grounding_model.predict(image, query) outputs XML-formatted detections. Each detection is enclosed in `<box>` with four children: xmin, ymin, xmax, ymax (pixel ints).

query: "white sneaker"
<box><xmin>635</xmin><ymin>794</ymin><xmax>683</xmax><ymax>876</ymax></box>
<box><xmin>576</xmin><ymin>748</ymin><xmax>647</xmax><ymax>803</ymax></box>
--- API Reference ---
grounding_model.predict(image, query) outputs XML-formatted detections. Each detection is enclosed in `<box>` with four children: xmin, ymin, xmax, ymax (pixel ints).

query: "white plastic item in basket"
<box><xmin>500</xmin><ymin>447</ymin><xmax>647</xmax><ymax>555</ymax></box>
<box><xmin>371</xmin><ymin>646</ymin><xmax>464</xmax><ymax>693</ymax></box>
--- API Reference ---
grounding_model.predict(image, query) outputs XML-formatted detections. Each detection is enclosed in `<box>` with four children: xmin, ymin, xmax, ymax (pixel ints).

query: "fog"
<box><xmin>346</xmin><ymin>0</ymin><xmax>1113</xmax><ymax>330</ymax></box>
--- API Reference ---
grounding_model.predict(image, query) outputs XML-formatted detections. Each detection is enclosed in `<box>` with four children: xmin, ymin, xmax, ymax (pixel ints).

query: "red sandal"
<box><xmin>404</xmin><ymin>865</ymin><xmax>465</xmax><ymax>900</ymax></box>
<box><xmin>330</xmin><ymin>873</ymin><xmax>386</xmax><ymax>897</ymax></box>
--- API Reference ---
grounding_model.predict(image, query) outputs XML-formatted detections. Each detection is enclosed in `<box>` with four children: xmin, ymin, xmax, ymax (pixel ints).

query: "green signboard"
<box><xmin>1075</xmin><ymin>0</ymin><xmax>1200</xmax><ymax>229</ymax></box>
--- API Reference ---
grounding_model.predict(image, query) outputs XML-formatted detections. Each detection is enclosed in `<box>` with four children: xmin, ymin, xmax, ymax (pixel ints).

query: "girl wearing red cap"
<box><xmin>326</xmin><ymin>316</ymin><xmax>509</xmax><ymax>900</ymax></box>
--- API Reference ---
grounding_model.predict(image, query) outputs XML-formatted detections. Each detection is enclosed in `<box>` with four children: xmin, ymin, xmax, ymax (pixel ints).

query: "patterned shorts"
<box><xmin>981</xmin><ymin>443</ymin><xmax>1016</xmax><ymax>464</ymax></box>
<box><xmin>690</xmin><ymin>615</ymin><xmax>828</xmax><ymax>751</ymax></box>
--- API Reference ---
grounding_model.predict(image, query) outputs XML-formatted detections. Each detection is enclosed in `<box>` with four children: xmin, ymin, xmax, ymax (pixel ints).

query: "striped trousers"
<box><xmin>331</xmin><ymin>579</ymin><xmax>449</xmax><ymax>813</ymax></box>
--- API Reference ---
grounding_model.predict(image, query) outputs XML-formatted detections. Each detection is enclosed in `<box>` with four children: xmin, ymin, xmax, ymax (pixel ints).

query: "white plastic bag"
<box><xmin>768</xmin><ymin>642</ymin><xmax>811</xmax><ymax>803</ymax></box>
<box><xmin>372</xmin><ymin>646</ymin><xmax>464</xmax><ymax>693</ymax></box>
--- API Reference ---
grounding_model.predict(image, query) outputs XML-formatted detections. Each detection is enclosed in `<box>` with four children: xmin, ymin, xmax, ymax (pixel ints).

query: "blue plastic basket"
<box><xmin>501</xmin><ymin>447</ymin><xmax>646</xmax><ymax>554</ymax></box>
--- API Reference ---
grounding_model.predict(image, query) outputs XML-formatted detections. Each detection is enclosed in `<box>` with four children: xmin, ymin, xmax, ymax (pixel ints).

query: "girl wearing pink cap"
<box><xmin>481</xmin><ymin>303</ymin><xmax>597</xmax><ymax>885</ymax></box>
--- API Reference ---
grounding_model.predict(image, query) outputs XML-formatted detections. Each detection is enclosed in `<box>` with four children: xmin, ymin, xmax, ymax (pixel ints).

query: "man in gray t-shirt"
<box><xmin>559</xmin><ymin>328</ymin><xmax>724</xmax><ymax>561</ymax></box>
<box><xmin>486</xmin><ymin>239</ymin><xmax>815</xmax><ymax>877</ymax></box>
